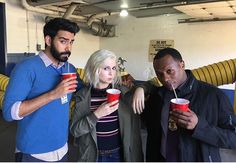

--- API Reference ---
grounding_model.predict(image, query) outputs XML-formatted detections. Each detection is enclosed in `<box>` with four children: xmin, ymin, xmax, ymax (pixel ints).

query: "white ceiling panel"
<box><xmin>206</xmin><ymin>7</ymin><xmax>234</xmax><ymax>13</ymax></box>
<box><xmin>232</xmin><ymin>6</ymin><xmax>236</xmax><ymax>10</ymax></box>
<box><xmin>175</xmin><ymin>1</ymin><xmax>236</xmax><ymax>19</ymax></box>
<box><xmin>175</xmin><ymin>4</ymin><xmax>202</xmax><ymax>11</ymax></box>
<box><xmin>213</xmin><ymin>12</ymin><xmax>236</xmax><ymax>17</ymax></box>
<box><xmin>183</xmin><ymin>12</ymin><xmax>213</xmax><ymax>18</ymax></box>
<box><xmin>199</xmin><ymin>1</ymin><xmax>228</xmax><ymax>7</ymax></box>
<box><xmin>228</xmin><ymin>0</ymin><xmax>236</xmax><ymax>6</ymax></box>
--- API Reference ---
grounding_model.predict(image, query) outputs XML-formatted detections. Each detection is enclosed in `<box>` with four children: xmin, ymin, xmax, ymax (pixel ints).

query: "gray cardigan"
<box><xmin>70</xmin><ymin>85</ymin><xmax>143</xmax><ymax>162</ymax></box>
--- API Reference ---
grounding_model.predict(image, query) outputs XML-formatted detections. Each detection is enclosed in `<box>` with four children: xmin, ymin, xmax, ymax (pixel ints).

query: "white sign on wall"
<box><xmin>148</xmin><ymin>39</ymin><xmax>174</xmax><ymax>62</ymax></box>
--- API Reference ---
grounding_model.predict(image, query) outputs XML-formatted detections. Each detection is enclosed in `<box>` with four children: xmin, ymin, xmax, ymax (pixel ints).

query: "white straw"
<box><xmin>171</xmin><ymin>84</ymin><xmax>178</xmax><ymax>100</ymax></box>
<box><xmin>67</xmin><ymin>56</ymin><xmax>69</xmax><ymax>73</ymax></box>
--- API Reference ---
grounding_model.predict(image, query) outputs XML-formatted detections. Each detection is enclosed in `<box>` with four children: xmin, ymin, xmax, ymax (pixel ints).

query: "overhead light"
<box><xmin>120</xmin><ymin>3</ymin><xmax>128</xmax><ymax>8</ymax></box>
<box><xmin>120</xmin><ymin>9</ymin><xmax>128</xmax><ymax>17</ymax></box>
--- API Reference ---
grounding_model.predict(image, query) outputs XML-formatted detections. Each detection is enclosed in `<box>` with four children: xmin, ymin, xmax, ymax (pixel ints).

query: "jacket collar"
<box><xmin>158</xmin><ymin>70</ymin><xmax>196</xmax><ymax>98</ymax></box>
<box><xmin>176</xmin><ymin>70</ymin><xmax>196</xmax><ymax>97</ymax></box>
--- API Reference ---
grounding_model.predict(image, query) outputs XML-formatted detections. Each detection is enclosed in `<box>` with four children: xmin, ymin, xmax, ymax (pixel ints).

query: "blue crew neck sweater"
<box><xmin>3</xmin><ymin>55</ymin><xmax>77</xmax><ymax>154</ymax></box>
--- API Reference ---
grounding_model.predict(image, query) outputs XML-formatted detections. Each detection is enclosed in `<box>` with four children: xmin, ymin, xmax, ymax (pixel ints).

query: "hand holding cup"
<box><xmin>170</xmin><ymin>98</ymin><xmax>189</xmax><ymax>112</ymax></box>
<box><xmin>94</xmin><ymin>100</ymin><xmax>119</xmax><ymax>119</ymax></box>
<box><xmin>61</xmin><ymin>72</ymin><xmax>77</xmax><ymax>91</ymax></box>
<box><xmin>169</xmin><ymin>98</ymin><xmax>198</xmax><ymax>130</ymax></box>
<box><xmin>169</xmin><ymin>98</ymin><xmax>189</xmax><ymax>131</ymax></box>
<box><xmin>106</xmin><ymin>89</ymin><xmax>121</xmax><ymax>106</ymax></box>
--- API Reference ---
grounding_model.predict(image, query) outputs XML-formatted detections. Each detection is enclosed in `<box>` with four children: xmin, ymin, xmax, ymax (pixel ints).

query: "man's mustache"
<box><xmin>60</xmin><ymin>51</ymin><xmax>71</xmax><ymax>57</ymax></box>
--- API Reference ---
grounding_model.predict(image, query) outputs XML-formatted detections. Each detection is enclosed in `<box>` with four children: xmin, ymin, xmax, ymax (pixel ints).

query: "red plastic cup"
<box><xmin>106</xmin><ymin>89</ymin><xmax>121</xmax><ymax>105</ymax></box>
<box><xmin>170</xmin><ymin>98</ymin><xmax>189</xmax><ymax>112</ymax></box>
<box><xmin>61</xmin><ymin>72</ymin><xmax>76</xmax><ymax>90</ymax></box>
<box><xmin>62</xmin><ymin>72</ymin><xmax>76</xmax><ymax>79</ymax></box>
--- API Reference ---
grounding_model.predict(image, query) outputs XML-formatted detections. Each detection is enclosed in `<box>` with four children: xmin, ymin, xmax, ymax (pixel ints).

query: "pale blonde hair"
<box><xmin>84</xmin><ymin>49</ymin><xmax>121</xmax><ymax>88</ymax></box>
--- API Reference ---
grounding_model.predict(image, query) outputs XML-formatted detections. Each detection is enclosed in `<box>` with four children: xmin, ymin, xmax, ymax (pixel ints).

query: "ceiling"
<box><xmin>175</xmin><ymin>0</ymin><xmax>236</xmax><ymax>22</ymax></box>
<box><xmin>26</xmin><ymin>0</ymin><xmax>235</xmax><ymax>19</ymax></box>
<box><xmin>23</xmin><ymin>0</ymin><xmax>236</xmax><ymax>36</ymax></box>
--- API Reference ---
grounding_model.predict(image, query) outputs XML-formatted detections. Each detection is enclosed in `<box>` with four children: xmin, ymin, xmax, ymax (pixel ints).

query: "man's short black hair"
<box><xmin>154</xmin><ymin>48</ymin><xmax>183</xmax><ymax>62</ymax></box>
<box><xmin>43</xmin><ymin>17</ymin><xmax>80</xmax><ymax>38</ymax></box>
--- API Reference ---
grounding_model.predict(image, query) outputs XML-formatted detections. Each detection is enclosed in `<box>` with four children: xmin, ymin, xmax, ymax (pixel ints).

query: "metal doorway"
<box><xmin>0</xmin><ymin>2</ymin><xmax>7</xmax><ymax>75</ymax></box>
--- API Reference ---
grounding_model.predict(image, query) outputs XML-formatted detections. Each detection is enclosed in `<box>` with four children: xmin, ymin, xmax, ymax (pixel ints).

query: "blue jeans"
<box><xmin>15</xmin><ymin>152</ymin><xmax>68</xmax><ymax>162</ymax></box>
<box><xmin>97</xmin><ymin>148</ymin><xmax>122</xmax><ymax>162</ymax></box>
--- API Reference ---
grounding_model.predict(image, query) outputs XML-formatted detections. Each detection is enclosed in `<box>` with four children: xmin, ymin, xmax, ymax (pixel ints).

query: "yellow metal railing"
<box><xmin>0</xmin><ymin>74</ymin><xmax>9</xmax><ymax>109</ymax></box>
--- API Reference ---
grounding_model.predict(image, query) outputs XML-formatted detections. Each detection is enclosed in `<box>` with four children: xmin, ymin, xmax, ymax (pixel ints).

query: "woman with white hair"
<box><xmin>70</xmin><ymin>49</ymin><xmax>143</xmax><ymax>162</ymax></box>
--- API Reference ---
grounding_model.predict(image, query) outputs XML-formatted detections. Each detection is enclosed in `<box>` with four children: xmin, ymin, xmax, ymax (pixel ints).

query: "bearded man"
<box><xmin>3</xmin><ymin>18</ymin><xmax>83</xmax><ymax>162</ymax></box>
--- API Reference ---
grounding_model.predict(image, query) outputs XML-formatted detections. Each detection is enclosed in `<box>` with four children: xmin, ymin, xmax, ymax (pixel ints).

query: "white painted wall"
<box><xmin>100</xmin><ymin>14</ymin><xmax>236</xmax><ymax>85</ymax></box>
<box><xmin>4</xmin><ymin>0</ymin><xmax>100</xmax><ymax>68</ymax></box>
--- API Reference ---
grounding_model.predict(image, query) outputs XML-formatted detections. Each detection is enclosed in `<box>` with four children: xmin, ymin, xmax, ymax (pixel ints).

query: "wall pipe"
<box><xmin>21</xmin><ymin>0</ymin><xmax>86</xmax><ymax>22</ymax></box>
<box><xmin>21</xmin><ymin>0</ymin><xmax>115</xmax><ymax>36</ymax></box>
<box><xmin>21</xmin><ymin>0</ymin><xmax>60</xmax><ymax>16</ymax></box>
<box><xmin>62</xmin><ymin>3</ymin><xmax>78</xmax><ymax>19</ymax></box>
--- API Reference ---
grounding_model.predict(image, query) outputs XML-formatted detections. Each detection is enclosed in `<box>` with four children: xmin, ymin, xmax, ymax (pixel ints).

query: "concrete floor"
<box><xmin>1</xmin><ymin>110</ymin><xmax>236</xmax><ymax>161</ymax></box>
<box><xmin>0</xmin><ymin>113</ymin><xmax>15</xmax><ymax>161</ymax></box>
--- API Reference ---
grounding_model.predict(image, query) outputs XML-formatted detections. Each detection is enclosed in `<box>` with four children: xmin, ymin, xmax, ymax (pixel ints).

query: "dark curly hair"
<box><xmin>43</xmin><ymin>17</ymin><xmax>80</xmax><ymax>38</ymax></box>
<box><xmin>154</xmin><ymin>48</ymin><xmax>183</xmax><ymax>62</ymax></box>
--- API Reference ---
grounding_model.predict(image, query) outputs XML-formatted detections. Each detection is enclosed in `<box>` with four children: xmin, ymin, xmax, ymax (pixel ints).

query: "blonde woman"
<box><xmin>70</xmin><ymin>49</ymin><xmax>143</xmax><ymax>162</ymax></box>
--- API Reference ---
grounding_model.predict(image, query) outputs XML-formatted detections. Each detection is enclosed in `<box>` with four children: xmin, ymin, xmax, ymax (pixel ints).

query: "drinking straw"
<box><xmin>171</xmin><ymin>84</ymin><xmax>178</xmax><ymax>101</ymax></box>
<box><xmin>67</xmin><ymin>56</ymin><xmax>69</xmax><ymax>73</ymax></box>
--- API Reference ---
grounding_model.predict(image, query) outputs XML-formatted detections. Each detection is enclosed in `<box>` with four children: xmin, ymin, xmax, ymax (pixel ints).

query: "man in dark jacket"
<box><xmin>133</xmin><ymin>48</ymin><xmax>236</xmax><ymax>161</ymax></box>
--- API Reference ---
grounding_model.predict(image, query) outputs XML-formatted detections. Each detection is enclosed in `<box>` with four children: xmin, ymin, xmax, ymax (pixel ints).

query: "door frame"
<box><xmin>0</xmin><ymin>2</ymin><xmax>7</xmax><ymax>75</ymax></box>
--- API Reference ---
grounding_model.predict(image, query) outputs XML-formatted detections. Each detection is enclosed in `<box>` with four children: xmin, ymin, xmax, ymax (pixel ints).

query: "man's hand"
<box><xmin>132</xmin><ymin>87</ymin><xmax>145</xmax><ymax>114</ymax></box>
<box><xmin>19</xmin><ymin>76</ymin><xmax>78</xmax><ymax>117</ymax></box>
<box><xmin>50</xmin><ymin>76</ymin><xmax>78</xmax><ymax>100</ymax></box>
<box><xmin>170</xmin><ymin>109</ymin><xmax>198</xmax><ymax>130</ymax></box>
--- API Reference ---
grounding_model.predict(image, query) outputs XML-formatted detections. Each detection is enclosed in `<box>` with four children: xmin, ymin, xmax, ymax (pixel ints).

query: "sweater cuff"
<box><xmin>11</xmin><ymin>101</ymin><xmax>24</xmax><ymax>120</ymax></box>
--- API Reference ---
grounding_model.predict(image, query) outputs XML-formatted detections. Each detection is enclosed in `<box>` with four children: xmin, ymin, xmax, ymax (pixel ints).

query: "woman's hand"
<box><xmin>94</xmin><ymin>100</ymin><xmax>119</xmax><ymax>119</ymax></box>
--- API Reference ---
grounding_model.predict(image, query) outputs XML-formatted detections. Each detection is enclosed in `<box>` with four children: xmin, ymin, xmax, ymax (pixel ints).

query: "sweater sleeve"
<box><xmin>3</xmin><ymin>61</ymin><xmax>34</xmax><ymax>121</ymax></box>
<box><xmin>192</xmin><ymin>89</ymin><xmax>236</xmax><ymax>149</ymax></box>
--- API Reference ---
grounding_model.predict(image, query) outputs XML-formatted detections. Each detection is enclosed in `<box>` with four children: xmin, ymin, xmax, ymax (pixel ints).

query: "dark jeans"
<box><xmin>97</xmin><ymin>148</ymin><xmax>122</xmax><ymax>162</ymax></box>
<box><xmin>15</xmin><ymin>152</ymin><xmax>68</xmax><ymax>162</ymax></box>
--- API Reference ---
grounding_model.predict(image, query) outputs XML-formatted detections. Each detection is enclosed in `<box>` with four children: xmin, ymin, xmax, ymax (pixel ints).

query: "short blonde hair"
<box><xmin>84</xmin><ymin>49</ymin><xmax>121</xmax><ymax>87</ymax></box>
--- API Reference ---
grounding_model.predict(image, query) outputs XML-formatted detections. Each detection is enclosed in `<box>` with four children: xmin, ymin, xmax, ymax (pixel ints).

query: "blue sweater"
<box><xmin>3</xmin><ymin>55</ymin><xmax>79</xmax><ymax>154</ymax></box>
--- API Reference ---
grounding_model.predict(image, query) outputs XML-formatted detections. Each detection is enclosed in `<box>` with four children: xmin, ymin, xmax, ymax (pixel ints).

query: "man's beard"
<box><xmin>50</xmin><ymin>43</ymin><xmax>71</xmax><ymax>62</ymax></box>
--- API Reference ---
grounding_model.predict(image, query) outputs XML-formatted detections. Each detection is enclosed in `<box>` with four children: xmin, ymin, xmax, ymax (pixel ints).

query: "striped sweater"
<box><xmin>90</xmin><ymin>86</ymin><xmax>121</xmax><ymax>151</ymax></box>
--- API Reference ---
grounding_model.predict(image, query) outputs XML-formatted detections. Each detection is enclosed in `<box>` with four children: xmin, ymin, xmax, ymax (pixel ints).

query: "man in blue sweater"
<box><xmin>3</xmin><ymin>18</ymin><xmax>83</xmax><ymax>161</ymax></box>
